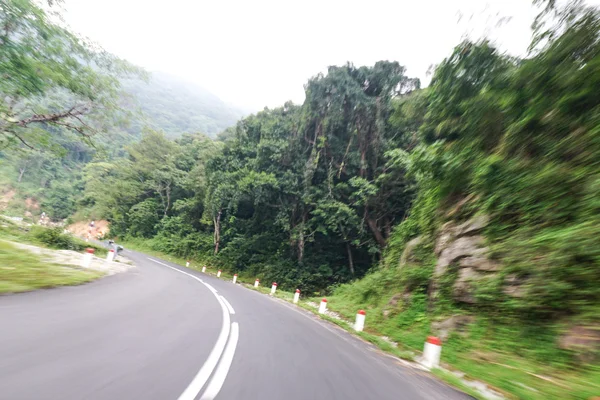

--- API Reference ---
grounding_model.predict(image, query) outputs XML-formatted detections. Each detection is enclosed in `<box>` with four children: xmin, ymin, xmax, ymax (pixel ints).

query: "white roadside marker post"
<box><xmin>254</xmin><ymin>279</ymin><xmax>260</xmax><ymax>288</ymax></box>
<box><xmin>270</xmin><ymin>282</ymin><xmax>277</xmax><ymax>295</ymax></box>
<box><xmin>318</xmin><ymin>298</ymin><xmax>327</xmax><ymax>314</ymax></box>
<box><xmin>202</xmin><ymin>266</ymin><xmax>206</xmax><ymax>273</ymax></box>
<box><xmin>186</xmin><ymin>260</ymin><xmax>190</xmax><ymax>268</ymax></box>
<box><xmin>232</xmin><ymin>274</ymin><xmax>237</xmax><ymax>284</ymax></box>
<box><xmin>106</xmin><ymin>249</ymin><xmax>115</xmax><ymax>263</ymax></box>
<box><xmin>81</xmin><ymin>248</ymin><xmax>94</xmax><ymax>268</ymax></box>
<box><xmin>293</xmin><ymin>289</ymin><xmax>300</xmax><ymax>304</ymax></box>
<box><xmin>217</xmin><ymin>270</ymin><xmax>222</xmax><ymax>278</ymax></box>
<box><xmin>422</xmin><ymin>336</ymin><xmax>442</xmax><ymax>369</ymax></box>
<box><xmin>354</xmin><ymin>310</ymin><xmax>366</xmax><ymax>332</ymax></box>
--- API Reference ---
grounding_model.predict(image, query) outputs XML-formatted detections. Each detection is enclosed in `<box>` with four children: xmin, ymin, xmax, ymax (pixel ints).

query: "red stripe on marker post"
<box><xmin>427</xmin><ymin>336</ymin><xmax>442</xmax><ymax>346</ymax></box>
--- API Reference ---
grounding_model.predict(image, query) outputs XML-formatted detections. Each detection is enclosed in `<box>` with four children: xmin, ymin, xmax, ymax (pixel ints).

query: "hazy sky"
<box><xmin>61</xmin><ymin>1</ymin><xmax>554</xmax><ymax>110</ymax></box>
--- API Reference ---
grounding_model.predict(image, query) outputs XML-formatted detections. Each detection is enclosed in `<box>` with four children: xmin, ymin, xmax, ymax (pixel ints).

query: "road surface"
<box><xmin>0</xmin><ymin>249</ymin><xmax>472</xmax><ymax>400</ymax></box>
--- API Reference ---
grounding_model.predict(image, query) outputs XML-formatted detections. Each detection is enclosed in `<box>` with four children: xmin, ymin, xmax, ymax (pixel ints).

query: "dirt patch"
<box><xmin>25</xmin><ymin>197</ymin><xmax>40</xmax><ymax>210</ymax></box>
<box><xmin>67</xmin><ymin>220</ymin><xmax>110</xmax><ymax>239</ymax></box>
<box><xmin>0</xmin><ymin>189</ymin><xmax>16</xmax><ymax>210</ymax></box>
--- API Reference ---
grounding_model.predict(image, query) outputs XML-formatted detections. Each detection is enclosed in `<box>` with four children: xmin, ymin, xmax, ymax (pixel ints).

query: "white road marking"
<box><xmin>146</xmin><ymin>257</ymin><xmax>236</xmax><ymax>400</ymax></box>
<box><xmin>199</xmin><ymin>322</ymin><xmax>240</xmax><ymax>400</ymax></box>
<box><xmin>220</xmin><ymin>296</ymin><xmax>235</xmax><ymax>314</ymax></box>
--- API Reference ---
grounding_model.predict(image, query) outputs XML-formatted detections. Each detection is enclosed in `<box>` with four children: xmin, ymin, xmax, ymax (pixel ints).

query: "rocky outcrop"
<box><xmin>503</xmin><ymin>274</ymin><xmax>526</xmax><ymax>298</ymax></box>
<box><xmin>432</xmin><ymin>315</ymin><xmax>475</xmax><ymax>341</ymax></box>
<box><xmin>400</xmin><ymin>236</ymin><xmax>423</xmax><ymax>268</ymax></box>
<box><xmin>434</xmin><ymin>214</ymin><xmax>502</xmax><ymax>303</ymax></box>
<box><xmin>436</xmin><ymin>236</ymin><xmax>486</xmax><ymax>275</ymax></box>
<box><xmin>382</xmin><ymin>292</ymin><xmax>410</xmax><ymax>318</ymax></box>
<box><xmin>558</xmin><ymin>325</ymin><xmax>600</xmax><ymax>362</ymax></box>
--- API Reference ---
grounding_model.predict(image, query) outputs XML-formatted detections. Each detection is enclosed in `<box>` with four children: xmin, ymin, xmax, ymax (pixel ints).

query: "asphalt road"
<box><xmin>0</xmin><ymin>249</ymin><xmax>472</xmax><ymax>400</ymax></box>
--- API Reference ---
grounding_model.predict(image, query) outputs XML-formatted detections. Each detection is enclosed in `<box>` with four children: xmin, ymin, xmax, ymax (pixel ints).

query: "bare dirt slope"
<box><xmin>67</xmin><ymin>220</ymin><xmax>110</xmax><ymax>239</ymax></box>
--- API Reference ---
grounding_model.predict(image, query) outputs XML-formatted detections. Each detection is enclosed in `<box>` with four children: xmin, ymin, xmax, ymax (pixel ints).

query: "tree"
<box><xmin>0</xmin><ymin>0</ymin><xmax>143</xmax><ymax>150</ymax></box>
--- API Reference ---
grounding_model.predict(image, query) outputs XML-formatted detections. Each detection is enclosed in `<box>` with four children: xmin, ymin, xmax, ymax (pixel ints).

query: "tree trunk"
<box><xmin>213</xmin><ymin>210</ymin><xmax>222</xmax><ymax>255</ymax></box>
<box><xmin>346</xmin><ymin>242</ymin><xmax>355</xmax><ymax>275</ymax></box>
<box><xmin>367</xmin><ymin>215</ymin><xmax>386</xmax><ymax>248</ymax></box>
<box><xmin>298</xmin><ymin>211</ymin><xmax>307</xmax><ymax>264</ymax></box>
<box><xmin>18</xmin><ymin>167</ymin><xmax>26</xmax><ymax>183</ymax></box>
<box><xmin>164</xmin><ymin>182</ymin><xmax>171</xmax><ymax>217</ymax></box>
<box><xmin>383</xmin><ymin>216</ymin><xmax>392</xmax><ymax>239</ymax></box>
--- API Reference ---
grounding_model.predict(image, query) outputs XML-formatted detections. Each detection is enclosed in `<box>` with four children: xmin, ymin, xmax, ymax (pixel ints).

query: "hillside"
<box><xmin>122</xmin><ymin>72</ymin><xmax>246</xmax><ymax>138</ymax></box>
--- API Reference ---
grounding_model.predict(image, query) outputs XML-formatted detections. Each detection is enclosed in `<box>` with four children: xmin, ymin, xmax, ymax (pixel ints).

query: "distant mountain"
<box><xmin>121</xmin><ymin>72</ymin><xmax>246</xmax><ymax>138</ymax></box>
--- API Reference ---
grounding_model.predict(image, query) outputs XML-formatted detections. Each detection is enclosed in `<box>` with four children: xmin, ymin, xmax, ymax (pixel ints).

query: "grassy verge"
<box><xmin>323</xmin><ymin>268</ymin><xmax>600</xmax><ymax>400</ymax></box>
<box><xmin>0</xmin><ymin>240</ymin><xmax>103</xmax><ymax>294</ymax></box>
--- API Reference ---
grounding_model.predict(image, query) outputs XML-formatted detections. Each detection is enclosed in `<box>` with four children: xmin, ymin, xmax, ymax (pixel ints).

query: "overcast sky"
<box><xmin>60</xmin><ymin>0</ymin><xmax>571</xmax><ymax>111</ymax></box>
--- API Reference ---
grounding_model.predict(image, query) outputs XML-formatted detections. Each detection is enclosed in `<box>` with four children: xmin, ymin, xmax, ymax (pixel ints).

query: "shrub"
<box><xmin>32</xmin><ymin>227</ymin><xmax>83</xmax><ymax>251</ymax></box>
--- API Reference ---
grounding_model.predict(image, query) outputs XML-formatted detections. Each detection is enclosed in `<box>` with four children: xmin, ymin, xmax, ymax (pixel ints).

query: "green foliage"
<box><xmin>31</xmin><ymin>226</ymin><xmax>83</xmax><ymax>251</ymax></box>
<box><xmin>383</xmin><ymin>4</ymin><xmax>600</xmax><ymax>320</ymax></box>
<box><xmin>127</xmin><ymin>199</ymin><xmax>159</xmax><ymax>238</ymax></box>
<box><xmin>42</xmin><ymin>182</ymin><xmax>77</xmax><ymax>220</ymax></box>
<box><xmin>0</xmin><ymin>0</ymin><xmax>143</xmax><ymax>150</ymax></box>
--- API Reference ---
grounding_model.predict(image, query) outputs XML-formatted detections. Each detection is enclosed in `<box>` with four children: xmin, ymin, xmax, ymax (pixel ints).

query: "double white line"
<box><xmin>147</xmin><ymin>258</ymin><xmax>239</xmax><ymax>400</ymax></box>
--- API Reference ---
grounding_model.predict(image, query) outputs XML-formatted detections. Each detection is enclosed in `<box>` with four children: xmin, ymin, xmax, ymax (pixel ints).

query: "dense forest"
<box><xmin>1</xmin><ymin>1</ymin><xmax>599</xmax><ymax>395</ymax></box>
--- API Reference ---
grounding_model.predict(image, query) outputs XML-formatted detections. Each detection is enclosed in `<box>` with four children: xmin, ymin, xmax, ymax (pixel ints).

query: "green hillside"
<box><xmin>122</xmin><ymin>72</ymin><xmax>245</xmax><ymax>138</ymax></box>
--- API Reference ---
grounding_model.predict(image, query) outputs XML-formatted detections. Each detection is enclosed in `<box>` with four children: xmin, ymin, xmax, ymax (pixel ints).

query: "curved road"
<box><xmin>0</xmin><ymin>250</ymin><xmax>471</xmax><ymax>400</ymax></box>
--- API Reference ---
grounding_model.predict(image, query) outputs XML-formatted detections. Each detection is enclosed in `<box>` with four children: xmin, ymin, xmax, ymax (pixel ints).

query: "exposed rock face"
<box><xmin>400</xmin><ymin>236</ymin><xmax>423</xmax><ymax>268</ymax></box>
<box><xmin>434</xmin><ymin>214</ymin><xmax>502</xmax><ymax>303</ymax></box>
<box><xmin>436</xmin><ymin>236</ymin><xmax>486</xmax><ymax>275</ymax></box>
<box><xmin>503</xmin><ymin>274</ymin><xmax>526</xmax><ymax>298</ymax></box>
<box><xmin>558</xmin><ymin>326</ymin><xmax>600</xmax><ymax>362</ymax></box>
<box><xmin>383</xmin><ymin>292</ymin><xmax>410</xmax><ymax>318</ymax></box>
<box><xmin>432</xmin><ymin>315</ymin><xmax>475</xmax><ymax>341</ymax></box>
<box><xmin>453</xmin><ymin>268</ymin><xmax>480</xmax><ymax>303</ymax></box>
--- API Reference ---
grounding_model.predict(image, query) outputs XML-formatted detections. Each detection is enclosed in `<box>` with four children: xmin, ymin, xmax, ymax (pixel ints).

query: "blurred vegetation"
<box><xmin>0</xmin><ymin>240</ymin><xmax>102</xmax><ymax>294</ymax></box>
<box><xmin>0</xmin><ymin>217</ymin><xmax>107</xmax><ymax>256</ymax></box>
<box><xmin>1</xmin><ymin>0</ymin><xmax>599</xmax><ymax>397</ymax></box>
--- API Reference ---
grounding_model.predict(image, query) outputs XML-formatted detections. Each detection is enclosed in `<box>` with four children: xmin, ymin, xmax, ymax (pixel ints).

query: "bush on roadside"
<box><xmin>31</xmin><ymin>227</ymin><xmax>83</xmax><ymax>251</ymax></box>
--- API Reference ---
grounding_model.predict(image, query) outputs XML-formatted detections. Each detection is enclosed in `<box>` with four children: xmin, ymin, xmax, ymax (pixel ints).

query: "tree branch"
<box><xmin>10</xmin><ymin>132</ymin><xmax>34</xmax><ymax>149</ymax></box>
<box><xmin>14</xmin><ymin>105</ymin><xmax>91</xmax><ymax>131</ymax></box>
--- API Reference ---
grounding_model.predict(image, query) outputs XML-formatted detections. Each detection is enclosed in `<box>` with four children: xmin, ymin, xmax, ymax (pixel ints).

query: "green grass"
<box><xmin>431</xmin><ymin>369</ymin><xmax>489</xmax><ymax>400</ymax></box>
<box><xmin>0</xmin><ymin>241</ymin><xmax>103</xmax><ymax>294</ymax></box>
<box><xmin>322</xmin><ymin>269</ymin><xmax>600</xmax><ymax>400</ymax></box>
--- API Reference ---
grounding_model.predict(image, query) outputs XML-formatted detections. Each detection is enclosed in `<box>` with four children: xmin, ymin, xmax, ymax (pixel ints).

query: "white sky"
<box><xmin>60</xmin><ymin>0</ymin><xmax>565</xmax><ymax>111</ymax></box>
